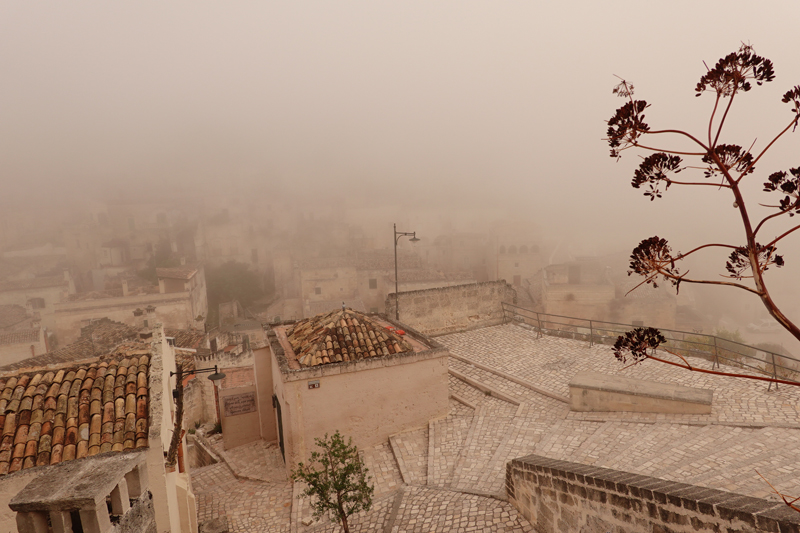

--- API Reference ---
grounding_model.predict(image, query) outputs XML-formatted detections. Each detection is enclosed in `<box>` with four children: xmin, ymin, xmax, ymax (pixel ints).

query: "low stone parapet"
<box><xmin>506</xmin><ymin>454</ymin><xmax>800</xmax><ymax>533</ymax></box>
<box><xmin>569</xmin><ymin>371</ymin><xmax>713</xmax><ymax>414</ymax></box>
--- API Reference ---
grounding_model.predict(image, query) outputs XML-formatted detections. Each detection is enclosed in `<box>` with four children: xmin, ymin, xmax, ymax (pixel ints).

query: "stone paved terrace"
<box><xmin>191</xmin><ymin>323</ymin><xmax>800</xmax><ymax>531</ymax></box>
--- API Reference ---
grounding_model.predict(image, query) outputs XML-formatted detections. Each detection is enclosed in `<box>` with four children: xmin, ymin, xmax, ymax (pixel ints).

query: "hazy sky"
<box><xmin>2</xmin><ymin>1</ymin><xmax>800</xmax><ymax>302</ymax></box>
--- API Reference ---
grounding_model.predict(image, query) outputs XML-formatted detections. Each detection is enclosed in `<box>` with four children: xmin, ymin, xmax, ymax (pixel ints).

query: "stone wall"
<box><xmin>385</xmin><ymin>281</ymin><xmax>516</xmax><ymax>337</ymax></box>
<box><xmin>506</xmin><ymin>454</ymin><xmax>800</xmax><ymax>533</ymax></box>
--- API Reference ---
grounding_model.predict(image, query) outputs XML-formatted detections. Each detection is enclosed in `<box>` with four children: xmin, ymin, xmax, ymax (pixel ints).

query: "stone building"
<box><xmin>0</xmin><ymin>328</ymin><xmax>49</xmax><ymax>367</ymax></box>
<box><xmin>52</xmin><ymin>265</ymin><xmax>207</xmax><ymax>345</ymax></box>
<box><xmin>252</xmin><ymin>308</ymin><xmax>449</xmax><ymax>470</ymax></box>
<box><xmin>0</xmin><ymin>324</ymin><xmax>198</xmax><ymax>533</ymax></box>
<box><xmin>0</xmin><ymin>274</ymin><xmax>75</xmax><ymax>333</ymax></box>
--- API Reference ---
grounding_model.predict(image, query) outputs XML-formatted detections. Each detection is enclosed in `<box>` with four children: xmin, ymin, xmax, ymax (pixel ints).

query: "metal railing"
<box><xmin>501</xmin><ymin>302</ymin><xmax>800</xmax><ymax>388</ymax></box>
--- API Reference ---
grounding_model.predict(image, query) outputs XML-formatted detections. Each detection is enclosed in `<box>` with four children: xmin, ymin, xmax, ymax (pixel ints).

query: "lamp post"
<box><xmin>393</xmin><ymin>223</ymin><xmax>420</xmax><ymax>321</ymax></box>
<box><xmin>166</xmin><ymin>364</ymin><xmax>226</xmax><ymax>467</ymax></box>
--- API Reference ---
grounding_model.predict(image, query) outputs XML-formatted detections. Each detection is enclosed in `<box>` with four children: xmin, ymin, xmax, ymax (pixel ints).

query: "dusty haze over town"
<box><xmin>2</xmin><ymin>1</ymin><xmax>800</xmax><ymax>349</ymax></box>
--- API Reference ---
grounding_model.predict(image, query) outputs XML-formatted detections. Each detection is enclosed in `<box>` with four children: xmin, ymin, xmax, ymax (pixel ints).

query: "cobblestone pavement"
<box><xmin>193</xmin><ymin>323</ymin><xmax>800</xmax><ymax>531</ymax></box>
<box><xmin>439</xmin><ymin>324</ymin><xmax>800</xmax><ymax>499</ymax></box>
<box><xmin>429</xmin><ymin>407</ymin><xmax>473</xmax><ymax>488</ymax></box>
<box><xmin>202</xmin><ymin>433</ymin><xmax>287</xmax><ymax>482</ymax></box>
<box><xmin>192</xmin><ymin>462</ymin><xmax>292</xmax><ymax>532</ymax></box>
<box><xmin>441</xmin><ymin>324</ymin><xmax>800</xmax><ymax>426</ymax></box>
<box><xmin>389</xmin><ymin>427</ymin><xmax>429</xmax><ymax>485</ymax></box>
<box><xmin>388</xmin><ymin>486</ymin><xmax>532</xmax><ymax>533</ymax></box>
<box><xmin>362</xmin><ymin>441</ymin><xmax>404</xmax><ymax>498</ymax></box>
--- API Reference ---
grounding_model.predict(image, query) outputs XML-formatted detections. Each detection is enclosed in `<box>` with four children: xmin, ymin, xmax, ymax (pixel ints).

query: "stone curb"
<box><xmin>449</xmin><ymin>368</ymin><xmax>521</xmax><ymax>406</ymax></box>
<box><xmin>450</xmin><ymin>353</ymin><xmax>569</xmax><ymax>404</ymax></box>
<box><xmin>449</xmin><ymin>392</ymin><xmax>476</xmax><ymax>410</ymax></box>
<box><xmin>388</xmin><ymin>434</ymin><xmax>413</xmax><ymax>485</ymax></box>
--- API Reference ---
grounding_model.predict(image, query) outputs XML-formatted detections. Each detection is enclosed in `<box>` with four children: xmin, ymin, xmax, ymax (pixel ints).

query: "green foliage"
<box><xmin>205</xmin><ymin>260</ymin><xmax>264</xmax><ymax>325</ymax></box>
<box><xmin>291</xmin><ymin>431</ymin><xmax>373</xmax><ymax>533</ymax></box>
<box><xmin>137</xmin><ymin>239</ymin><xmax>179</xmax><ymax>284</ymax></box>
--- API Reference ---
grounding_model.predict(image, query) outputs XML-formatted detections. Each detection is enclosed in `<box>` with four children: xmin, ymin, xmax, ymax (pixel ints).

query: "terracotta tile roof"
<box><xmin>0</xmin><ymin>319</ymin><xmax>138</xmax><ymax>372</ymax></box>
<box><xmin>0</xmin><ymin>329</ymin><xmax>40</xmax><ymax>346</ymax></box>
<box><xmin>0</xmin><ymin>305</ymin><xmax>30</xmax><ymax>330</ymax></box>
<box><xmin>165</xmin><ymin>328</ymin><xmax>206</xmax><ymax>350</ymax></box>
<box><xmin>0</xmin><ymin>276</ymin><xmax>68</xmax><ymax>292</ymax></box>
<box><xmin>156</xmin><ymin>265</ymin><xmax>198</xmax><ymax>280</ymax></box>
<box><xmin>0</xmin><ymin>352</ymin><xmax>150</xmax><ymax>475</ymax></box>
<box><xmin>287</xmin><ymin>308</ymin><xmax>412</xmax><ymax>367</ymax></box>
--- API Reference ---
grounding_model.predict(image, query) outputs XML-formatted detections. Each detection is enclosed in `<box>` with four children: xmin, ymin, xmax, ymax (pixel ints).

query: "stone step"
<box><xmin>450</xmin><ymin>402</ymin><xmax>518</xmax><ymax>495</ymax></box>
<box><xmin>448</xmin><ymin>374</ymin><xmax>490</xmax><ymax>408</ymax></box>
<box><xmin>428</xmin><ymin>409</ymin><xmax>474</xmax><ymax>488</ymax></box>
<box><xmin>361</xmin><ymin>442</ymin><xmax>404</xmax><ymax>499</ymax></box>
<box><xmin>388</xmin><ymin>427</ymin><xmax>429</xmax><ymax>486</ymax></box>
<box><xmin>449</xmin><ymin>356</ymin><xmax>567</xmax><ymax>404</ymax></box>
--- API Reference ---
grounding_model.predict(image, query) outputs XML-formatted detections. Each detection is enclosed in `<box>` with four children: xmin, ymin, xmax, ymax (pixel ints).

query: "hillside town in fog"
<box><xmin>2</xmin><ymin>1</ymin><xmax>800</xmax><ymax>532</ymax></box>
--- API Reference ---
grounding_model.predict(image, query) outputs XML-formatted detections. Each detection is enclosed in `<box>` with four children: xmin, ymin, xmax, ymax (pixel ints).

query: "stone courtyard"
<box><xmin>191</xmin><ymin>323</ymin><xmax>800</xmax><ymax>532</ymax></box>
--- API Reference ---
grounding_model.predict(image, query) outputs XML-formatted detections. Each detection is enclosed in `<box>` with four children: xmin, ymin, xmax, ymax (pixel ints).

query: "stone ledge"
<box><xmin>569</xmin><ymin>370</ymin><xmax>713</xmax><ymax>414</ymax></box>
<box><xmin>507</xmin><ymin>453</ymin><xmax>800</xmax><ymax>532</ymax></box>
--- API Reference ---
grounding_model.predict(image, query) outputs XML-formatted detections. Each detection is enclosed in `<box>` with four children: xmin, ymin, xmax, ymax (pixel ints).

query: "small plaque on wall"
<box><xmin>223</xmin><ymin>392</ymin><xmax>257</xmax><ymax>417</ymax></box>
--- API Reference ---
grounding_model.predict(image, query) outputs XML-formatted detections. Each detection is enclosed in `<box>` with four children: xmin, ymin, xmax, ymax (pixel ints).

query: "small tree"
<box><xmin>291</xmin><ymin>431</ymin><xmax>374</xmax><ymax>533</ymax></box>
<box><xmin>606</xmin><ymin>44</ymin><xmax>800</xmax><ymax>342</ymax></box>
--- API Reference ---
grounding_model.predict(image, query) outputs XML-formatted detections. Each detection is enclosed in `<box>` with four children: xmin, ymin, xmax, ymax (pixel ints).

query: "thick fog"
<box><xmin>2</xmin><ymin>1</ymin><xmax>800</xmax><ymax>346</ymax></box>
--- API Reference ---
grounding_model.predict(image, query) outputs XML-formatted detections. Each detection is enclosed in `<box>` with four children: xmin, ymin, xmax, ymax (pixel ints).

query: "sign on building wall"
<box><xmin>223</xmin><ymin>392</ymin><xmax>257</xmax><ymax>417</ymax></box>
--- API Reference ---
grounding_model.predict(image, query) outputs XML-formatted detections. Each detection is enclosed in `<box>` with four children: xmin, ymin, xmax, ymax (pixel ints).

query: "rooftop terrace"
<box><xmin>191</xmin><ymin>322</ymin><xmax>800</xmax><ymax>532</ymax></box>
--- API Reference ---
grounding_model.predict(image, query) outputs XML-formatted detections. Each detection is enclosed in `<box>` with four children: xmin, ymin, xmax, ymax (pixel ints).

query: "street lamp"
<box><xmin>166</xmin><ymin>364</ymin><xmax>226</xmax><ymax>467</ymax></box>
<box><xmin>394</xmin><ymin>223</ymin><xmax>420</xmax><ymax>321</ymax></box>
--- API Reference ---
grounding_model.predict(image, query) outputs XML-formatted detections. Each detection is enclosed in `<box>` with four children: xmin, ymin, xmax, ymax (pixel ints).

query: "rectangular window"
<box><xmin>369</xmin><ymin>278</ymin><xmax>377</xmax><ymax>289</ymax></box>
<box><xmin>315</xmin><ymin>287</ymin><xmax>321</xmax><ymax>295</ymax></box>
<box><xmin>128</xmin><ymin>218</ymin><xmax>135</xmax><ymax>231</ymax></box>
<box><xmin>251</xmin><ymin>248</ymin><xmax>259</xmax><ymax>263</ymax></box>
<box><xmin>632</xmin><ymin>320</ymin><xmax>644</xmax><ymax>327</ymax></box>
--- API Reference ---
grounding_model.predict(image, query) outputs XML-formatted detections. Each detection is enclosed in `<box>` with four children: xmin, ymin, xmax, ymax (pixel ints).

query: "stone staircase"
<box><xmin>385</xmin><ymin>354</ymin><xmax>800</xmax><ymax>502</ymax></box>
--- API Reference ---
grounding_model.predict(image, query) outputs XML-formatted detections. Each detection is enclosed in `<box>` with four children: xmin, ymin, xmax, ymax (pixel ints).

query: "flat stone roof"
<box><xmin>9</xmin><ymin>450</ymin><xmax>144</xmax><ymax>511</ymax></box>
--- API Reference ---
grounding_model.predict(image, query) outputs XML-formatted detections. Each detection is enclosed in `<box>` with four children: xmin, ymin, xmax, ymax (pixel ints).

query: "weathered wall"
<box><xmin>54</xmin><ymin>293</ymin><xmax>196</xmax><ymax>344</ymax></box>
<box><xmin>219</xmin><ymin>384</ymin><xmax>260</xmax><ymax>450</ymax></box>
<box><xmin>385</xmin><ymin>281</ymin><xmax>516</xmax><ymax>336</ymax></box>
<box><xmin>0</xmin><ymin>332</ymin><xmax>47</xmax><ymax>366</ymax></box>
<box><xmin>253</xmin><ymin>346</ymin><xmax>278</xmax><ymax>442</ymax></box>
<box><xmin>506</xmin><ymin>454</ymin><xmax>800</xmax><ymax>533</ymax></box>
